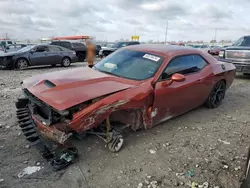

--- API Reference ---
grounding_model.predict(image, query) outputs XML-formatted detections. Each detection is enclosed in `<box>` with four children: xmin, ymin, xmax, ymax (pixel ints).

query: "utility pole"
<box><xmin>164</xmin><ymin>20</ymin><xmax>168</xmax><ymax>44</ymax></box>
<box><xmin>214</xmin><ymin>28</ymin><xmax>217</xmax><ymax>42</ymax></box>
<box><xmin>5</xmin><ymin>32</ymin><xmax>8</xmax><ymax>39</ymax></box>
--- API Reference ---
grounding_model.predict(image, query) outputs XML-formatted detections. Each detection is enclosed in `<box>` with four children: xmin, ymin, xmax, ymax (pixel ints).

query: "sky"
<box><xmin>0</xmin><ymin>0</ymin><xmax>250</xmax><ymax>42</ymax></box>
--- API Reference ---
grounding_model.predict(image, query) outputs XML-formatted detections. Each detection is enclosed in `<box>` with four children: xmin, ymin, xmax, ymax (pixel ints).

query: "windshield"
<box><xmin>17</xmin><ymin>45</ymin><xmax>35</xmax><ymax>52</ymax></box>
<box><xmin>111</xmin><ymin>42</ymin><xmax>127</xmax><ymax>48</ymax></box>
<box><xmin>94</xmin><ymin>49</ymin><xmax>164</xmax><ymax>80</ymax></box>
<box><xmin>233</xmin><ymin>37</ymin><xmax>250</xmax><ymax>46</ymax></box>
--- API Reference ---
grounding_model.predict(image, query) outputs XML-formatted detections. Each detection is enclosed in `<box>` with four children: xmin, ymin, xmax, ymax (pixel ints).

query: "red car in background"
<box><xmin>16</xmin><ymin>44</ymin><xmax>236</xmax><ymax>170</ymax></box>
<box><xmin>208</xmin><ymin>46</ymin><xmax>222</xmax><ymax>55</ymax></box>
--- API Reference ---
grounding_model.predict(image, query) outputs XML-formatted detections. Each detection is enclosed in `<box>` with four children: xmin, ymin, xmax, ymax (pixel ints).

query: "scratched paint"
<box><xmin>79</xmin><ymin>100</ymin><xmax>128</xmax><ymax>129</ymax></box>
<box><xmin>151</xmin><ymin>108</ymin><xmax>158</xmax><ymax>118</ymax></box>
<box><xmin>95</xmin><ymin>100</ymin><xmax>128</xmax><ymax>115</ymax></box>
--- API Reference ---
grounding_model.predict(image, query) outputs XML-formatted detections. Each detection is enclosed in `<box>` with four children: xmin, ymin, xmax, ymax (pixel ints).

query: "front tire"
<box><xmin>61</xmin><ymin>57</ymin><xmax>71</xmax><ymax>67</ymax></box>
<box><xmin>16</xmin><ymin>58</ymin><xmax>29</xmax><ymax>70</ymax></box>
<box><xmin>205</xmin><ymin>80</ymin><xmax>226</xmax><ymax>109</ymax></box>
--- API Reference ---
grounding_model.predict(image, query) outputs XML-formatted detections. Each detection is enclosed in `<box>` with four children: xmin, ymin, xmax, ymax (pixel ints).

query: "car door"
<box><xmin>29</xmin><ymin>46</ymin><xmax>48</xmax><ymax>65</ymax></box>
<box><xmin>152</xmin><ymin>54</ymin><xmax>211</xmax><ymax>125</ymax></box>
<box><xmin>47</xmin><ymin>46</ymin><xmax>63</xmax><ymax>64</ymax></box>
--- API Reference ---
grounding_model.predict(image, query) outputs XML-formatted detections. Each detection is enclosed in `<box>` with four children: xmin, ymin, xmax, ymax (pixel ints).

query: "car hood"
<box><xmin>225</xmin><ymin>46</ymin><xmax>250</xmax><ymax>50</ymax></box>
<box><xmin>23</xmin><ymin>67</ymin><xmax>137</xmax><ymax>111</ymax></box>
<box><xmin>0</xmin><ymin>51</ymin><xmax>24</xmax><ymax>57</ymax></box>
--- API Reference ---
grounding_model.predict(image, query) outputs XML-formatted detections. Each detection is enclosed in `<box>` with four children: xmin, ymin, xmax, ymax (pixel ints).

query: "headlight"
<box><xmin>219</xmin><ymin>51</ymin><xmax>225</xmax><ymax>57</ymax></box>
<box><xmin>99</xmin><ymin>50</ymin><xmax>103</xmax><ymax>55</ymax></box>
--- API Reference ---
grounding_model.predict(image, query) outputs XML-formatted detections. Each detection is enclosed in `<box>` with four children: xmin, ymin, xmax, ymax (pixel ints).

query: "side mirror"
<box><xmin>163</xmin><ymin>73</ymin><xmax>185</xmax><ymax>87</ymax></box>
<box><xmin>171</xmin><ymin>73</ymin><xmax>185</xmax><ymax>82</ymax></box>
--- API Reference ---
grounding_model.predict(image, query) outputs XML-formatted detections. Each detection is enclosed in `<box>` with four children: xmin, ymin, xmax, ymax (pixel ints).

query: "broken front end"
<box><xmin>16</xmin><ymin>88</ymin><xmax>125</xmax><ymax>170</ymax></box>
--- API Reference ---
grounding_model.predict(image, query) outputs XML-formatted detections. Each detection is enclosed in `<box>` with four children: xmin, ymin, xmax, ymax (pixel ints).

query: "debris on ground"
<box><xmin>191</xmin><ymin>182</ymin><xmax>199</xmax><ymax>188</ymax></box>
<box><xmin>223</xmin><ymin>165</ymin><xmax>229</xmax><ymax>169</ymax></box>
<box><xmin>149</xmin><ymin>149</ymin><xmax>156</xmax><ymax>154</ymax></box>
<box><xmin>137</xmin><ymin>182</ymin><xmax>143</xmax><ymax>188</ymax></box>
<box><xmin>0</xmin><ymin>179</ymin><xmax>4</xmax><ymax>182</ymax></box>
<box><xmin>25</xmin><ymin>144</ymin><xmax>30</xmax><ymax>149</ymax></box>
<box><xmin>234</xmin><ymin>166</ymin><xmax>241</xmax><ymax>171</ymax></box>
<box><xmin>218</xmin><ymin>139</ymin><xmax>230</xmax><ymax>145</ymax></box>
<box><xmin>17</xmin><ymin>166</ymin><xmax>43</xmax><ymax>178</ymax></box>
<box><xmin>186</xmin><ymin>169</ymin><xmax>195</xmax><ymax>177</ymax></box>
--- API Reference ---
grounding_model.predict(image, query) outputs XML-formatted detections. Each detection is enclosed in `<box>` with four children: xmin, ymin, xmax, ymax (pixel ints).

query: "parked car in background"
<box><xmin>0</xmin><ymin>45</ymin><xmax>5</xmax><ymax>54</ymax></box>
<box><xmin>50</xmin><ymin>41</ymin><xmax>86</xmax><ymax>61</ymax></box>
<box><xmin>95</xmin><ymin>44</ymin><xmax>102</xmax><ymax>55</ymax></box>
<box><xmin>208</xmin><ymin>46</ymin><xmax>221</xmax><ymax>55</ymax></box>
<box><xmin>0</xmin><ymin>44</ymin><xmax>77</xmax><ymax>70</ymax></box>
<box><xmin>0</xmin><ymin>40</ymin><xmax>15</xmax><ymax>48</ymax></box>
<box><xmin>4</xmin><ymin>44</ymin><xmax>27</xmax><ymax>53</ymax></box>
<box><xmin>15</xmin><ymin>45</ymin><xmax>235</xmax><ymax>170</ymax></box>
<box><xmin>219</xmin><ymin>35</ymin><xmax>250</xmax><ymax>75</ymax></box>
<box><xmin>99</xmin><ymin>41</ymin><xmax>140</xmax><ymax>58</ymax></box>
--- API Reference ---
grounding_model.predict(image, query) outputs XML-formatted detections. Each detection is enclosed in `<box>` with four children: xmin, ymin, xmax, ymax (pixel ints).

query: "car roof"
<box><xmin>125</xmin><ymin>44</ymin><xmax>201</xmax><ymax>57</ymax></box>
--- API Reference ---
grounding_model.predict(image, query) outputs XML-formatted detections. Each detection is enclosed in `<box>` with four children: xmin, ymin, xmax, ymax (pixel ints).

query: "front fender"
<box><xmin>68</xmin><ymin>81</ymin><xmax>154</xmax><ymax>132</ymax></box>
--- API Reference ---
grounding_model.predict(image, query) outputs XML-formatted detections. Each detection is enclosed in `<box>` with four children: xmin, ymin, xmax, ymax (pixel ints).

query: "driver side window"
<box><xmin>35</xmin><ymin>46</ymin><xmax>48</xmax><ymax>52</ymax></box>
<box><xmin>161</xmin><ymin>54</ymin><xmax>208</xmax><ymax>80</ymax></box>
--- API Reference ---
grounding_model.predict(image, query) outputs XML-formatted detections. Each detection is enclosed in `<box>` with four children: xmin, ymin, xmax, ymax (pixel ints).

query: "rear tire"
<box><xmin>204</xmin><ymin>80</ymin><xmax>226</xmax><ymax>109</ymax></box>
<box><xmin>61</xmin><ymin>57</ymin><xmax>71</xmax><ymax>67</ymax></box>
<box><xmin>16</xmin><ymin>58</ymin><xmax>29</xmax><ymax>70</ymax></box>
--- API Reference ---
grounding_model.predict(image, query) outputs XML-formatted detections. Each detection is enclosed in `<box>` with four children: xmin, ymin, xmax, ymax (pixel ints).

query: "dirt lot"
<box><xmin>0</xmin><ymin>63</ymin><xmax>250</xmax><ymax>188</ymax></box>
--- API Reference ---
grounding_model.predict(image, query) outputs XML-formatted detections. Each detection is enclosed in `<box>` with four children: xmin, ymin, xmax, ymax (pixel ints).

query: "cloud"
<box><xmin>0</xmin><ymin>0</ymin><xmax>249</xmax><ymax>42</ymax></box>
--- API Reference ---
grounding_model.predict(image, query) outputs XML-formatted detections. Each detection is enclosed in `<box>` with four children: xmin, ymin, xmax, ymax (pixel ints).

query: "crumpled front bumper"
<box><xmin>15</xmin><ymin>98</ymin><xmax>78</xmax><ymax>171</ymax></box>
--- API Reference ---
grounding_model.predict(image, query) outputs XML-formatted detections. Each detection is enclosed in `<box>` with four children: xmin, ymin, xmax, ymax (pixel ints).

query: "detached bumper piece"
<box><xmin>16</xmin><ymin>98</ymin><xmax>78</xmax><ymax>171</ymax></box>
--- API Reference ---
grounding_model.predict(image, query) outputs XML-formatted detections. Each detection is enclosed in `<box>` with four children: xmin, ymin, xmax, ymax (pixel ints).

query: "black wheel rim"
<box><xmin>211</xmin><ymin>82</ymin><xmax>225</xmax><ymax>106</ymax></box>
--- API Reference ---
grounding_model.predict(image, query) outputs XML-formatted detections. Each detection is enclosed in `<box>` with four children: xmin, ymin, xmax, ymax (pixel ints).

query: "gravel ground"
<box><xmin>0</xmin><ymin>62</ymin><xmax>250</xmax><ymax>188</ymax></box>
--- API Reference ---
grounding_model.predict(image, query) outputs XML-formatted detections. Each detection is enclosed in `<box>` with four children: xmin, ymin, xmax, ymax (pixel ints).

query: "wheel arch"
<box><xmin>15</xmin><ymin>57</ymin><xmax>30</xmax><ymax>67</ymax></box>
<box><xmin>62</xmin><ymin>56</ymin><xmax>71</xmax><ymax>61</ymax></box>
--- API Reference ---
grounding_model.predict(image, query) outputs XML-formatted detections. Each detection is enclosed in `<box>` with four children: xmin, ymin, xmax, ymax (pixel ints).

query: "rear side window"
<box><xmin>51</xmin><ymin>42</ymin><xmax>60</xmax><ymax>45</ymax></box>
<box><xmin>60</xmin><ymin>42</ymin><xmax>72</xmax><ymax>49</ymax></box>
<box><xmin>49</xmin><ymin>46</ymin><xmax>62</xmax><ymax>52</ymax></box>
<box><xmin>161</xmin><ymin>54</ymin><xmax>208</xmax><ymax>79</ymax></box>
<box><xmin>72</xmin><ymin>43</ymin><xmax>85</xmax><ymax>48</ymax></box>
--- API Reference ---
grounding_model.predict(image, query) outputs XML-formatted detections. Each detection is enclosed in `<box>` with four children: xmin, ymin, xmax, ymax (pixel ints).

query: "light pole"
<box><xmin>164</xmin><ymin>20</ymin><xmax>168</xmax><ymax>44</ymax></box>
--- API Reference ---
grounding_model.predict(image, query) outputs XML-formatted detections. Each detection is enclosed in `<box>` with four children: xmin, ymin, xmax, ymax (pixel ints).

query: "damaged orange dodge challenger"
<box><xmin>16</xmin><ymin>44</ymin><xmax>236</xmax><ymax>170</ymax></box>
